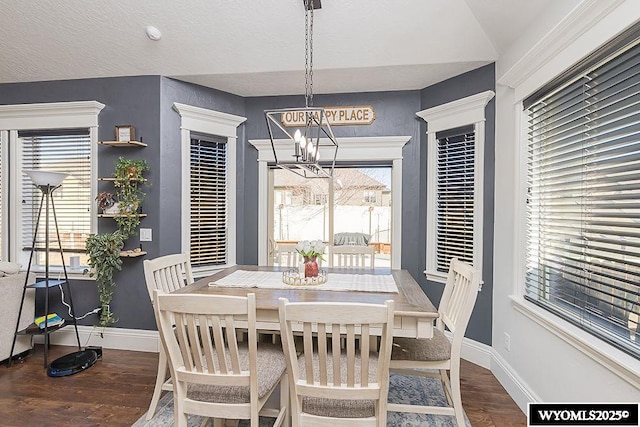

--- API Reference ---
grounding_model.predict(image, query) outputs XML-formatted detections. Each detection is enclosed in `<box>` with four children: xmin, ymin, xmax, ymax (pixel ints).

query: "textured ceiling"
<box><xmin>0</xmin><ymin>0</ymin><xmax>566</xmax><ymax>96</ymax></box>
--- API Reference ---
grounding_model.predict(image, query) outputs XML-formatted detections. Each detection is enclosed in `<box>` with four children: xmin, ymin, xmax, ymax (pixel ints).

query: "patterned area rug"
<box><xmin>132</xmin><ymin>372</ymin><xmax>471</xmax><ymax>426</ymax></box>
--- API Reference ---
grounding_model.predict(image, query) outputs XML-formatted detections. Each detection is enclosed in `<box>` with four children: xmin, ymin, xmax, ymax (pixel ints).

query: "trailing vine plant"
<box><xmin>85</xmin><ymin>231</ymin><xmax>125</xmax><ymax>327</ymax></box>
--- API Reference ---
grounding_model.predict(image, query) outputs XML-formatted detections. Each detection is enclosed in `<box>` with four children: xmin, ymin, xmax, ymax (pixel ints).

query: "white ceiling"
<box><xmin>0</xmin><ymin>0</ymin><xmax>566</xmax><ymax>97</ymax></box>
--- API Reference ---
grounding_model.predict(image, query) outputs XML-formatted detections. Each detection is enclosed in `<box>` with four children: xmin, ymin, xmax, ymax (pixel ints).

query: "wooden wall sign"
<box><xmin>281</xmin><ymin>105</ymin><xmax>376</xmax><ymax>127</ymax></box>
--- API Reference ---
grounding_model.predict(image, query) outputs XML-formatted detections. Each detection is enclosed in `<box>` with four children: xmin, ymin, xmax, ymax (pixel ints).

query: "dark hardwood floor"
<box><xmin>0</xmin><ymin>345</ymin><xmax>526</xmax><ymax>426</ymax></box>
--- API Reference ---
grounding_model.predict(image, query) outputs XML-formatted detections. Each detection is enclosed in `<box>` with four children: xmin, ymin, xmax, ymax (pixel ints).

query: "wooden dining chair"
<box><xmin>274</xmin><ymin>244</ymin><xmax>302</xmax><ymax>267</ymax></box>
<box><xmin>155</xmin><ymin>291</ymin><xmax>289</xmax><ymax>427</ymax></box>
<box><xmin>388</xmin><ymin>258</ymin><xmax>481</xmax><ymax>427</ymax></box>
<box><xmin>329</xmin><ymin>245</ymin><xmax>375</xmax><ymax>269</ymax></box>
<box><xmin>142</xmin><ymin>253</ymin><xmax>194</xmax><ymax>420</ymax></box>
<box><xmin>279</xmin><ymin>297</ymin><xmax>394</xmax><ymax>427</ymax></box>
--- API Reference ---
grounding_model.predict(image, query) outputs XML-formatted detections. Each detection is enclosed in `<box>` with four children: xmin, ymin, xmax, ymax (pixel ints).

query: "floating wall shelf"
<box><xmin>98</xmin><ymin>140</ymin><xmax>147</xmax><ymax>147</ymax></box>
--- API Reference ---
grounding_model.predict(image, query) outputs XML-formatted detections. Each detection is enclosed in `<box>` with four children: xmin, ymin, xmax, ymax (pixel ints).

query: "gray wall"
<box><xmin>0</xmin><ymin>66</ymin><xmax>495</xmax><ymax>344</ymax></box>
<box><xmin>158</xmin><ymin>77</ymin><xmax>245</xmax><ymax>262</ymax></box>
<box><xmin>0</xmin><ymin>76</ymin><xmax>162</xmax><ymax>330</ymax></box>
<box><xmin>420</xmin><ymin>63</ymin><xmax>496</xmax><ymax>344</ymax></box>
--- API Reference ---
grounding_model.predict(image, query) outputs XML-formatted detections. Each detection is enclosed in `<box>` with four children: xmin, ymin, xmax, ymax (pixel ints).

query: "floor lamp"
<box><xmin>9</xmin><ymin>170</ymin><xmax>91</xmax><ymax>374</ymax></box>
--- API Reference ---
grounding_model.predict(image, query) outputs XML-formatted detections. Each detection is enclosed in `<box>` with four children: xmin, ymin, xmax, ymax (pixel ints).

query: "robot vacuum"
<box><xmin>47</xmin><ymin>349</ymin><xmax>98</xmax><ymax>377</ymax></box>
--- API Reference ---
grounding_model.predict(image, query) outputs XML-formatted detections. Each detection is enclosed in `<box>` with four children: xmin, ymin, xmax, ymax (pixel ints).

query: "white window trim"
<box><xmin>417</xmin><ymin>91</ymin><xmax>494</xmax><ymax>283</ymax></box>
<box><xmin>0</xmin><ymin>101</ymin><xmax>104</xmax><ymax>276</ymax></box>
<box><xmin>173</xmin><ymin>103</ymin><xmax>246</xmax><ymax>276</ymax></box>
<box><xmin>249</xmin><ymin>136</ymin><xmax>410</xmax><ymax>268</ymax></box>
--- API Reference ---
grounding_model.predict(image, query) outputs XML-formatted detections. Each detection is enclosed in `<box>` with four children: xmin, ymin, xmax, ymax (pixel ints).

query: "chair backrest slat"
<box><xmin>198</xmin><ymin>314</ymin><xmax>216</xmax><ymax>374</ymax></box>
<box><xmin>360</xmin><ymin>324</ymin><xmax>370</xmax><ymax>387</ymax></box>
<box><xmin>329</xmin><ymin>245</ymin><xmax>375</xmax><ymax>269</ymax></box>
<box><xmin>331</xmin><ymin>324</ymin><xmax>341</xmax><ymax>384</ymax></box>
<box><xmin>303</xmin><ymin>322</ymin><xmax>314</xmax><ymax>385</ymax></box>
<box><xmin>225</xmin><ymin>314</ymin><xmax>242</xmax><ymax>374</ymax></box>
<box><xmin>317</xmin><ymin>323</ymin><xmax>328</xmax><ymax>385</ymax></box>
<box><xmin>174</xmin><ymin>313</ymin><xmax>193</xmax><ymax>371</ymax></box>
<box><xmin>209</xmin><ymin>315</ymin><xmax>226</xmax><ymax>374</ymax></box>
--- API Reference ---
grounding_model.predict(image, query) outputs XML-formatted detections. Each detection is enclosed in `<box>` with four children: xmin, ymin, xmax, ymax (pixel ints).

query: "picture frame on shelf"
<box><xmin>115</xmin><ymin>125</ymin><xmax>135</xmax><ymax>142</ymax></box>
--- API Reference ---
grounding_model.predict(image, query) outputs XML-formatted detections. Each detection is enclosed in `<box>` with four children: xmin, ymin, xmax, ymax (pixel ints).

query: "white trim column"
<box><xmin>173</xmin><ymin>103</ymin><xmax>246</xmax><ymax>274</ymax></box>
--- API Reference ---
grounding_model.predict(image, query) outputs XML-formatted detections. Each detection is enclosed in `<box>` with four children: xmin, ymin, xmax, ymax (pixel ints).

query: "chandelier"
<box><xmin>264</xmin><ymin>0</ymin><xmax>338</xmax><ymax>179</ymax></box>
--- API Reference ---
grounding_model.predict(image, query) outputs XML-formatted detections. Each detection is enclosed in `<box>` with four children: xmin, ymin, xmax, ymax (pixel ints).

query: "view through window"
<box><xmin>271</xmin><ymin>166</ymin><xmax>392</xmax><ymax>267</ymax></box>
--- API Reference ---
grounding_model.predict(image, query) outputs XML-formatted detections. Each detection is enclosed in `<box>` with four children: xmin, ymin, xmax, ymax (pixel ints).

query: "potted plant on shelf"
<box><xmin>95</xmin><ymin>191</ymin><xmax>118</xmax><ymax>214</ymax></box>
<box><xmin>113</xmin><ymin>157</ymin><xmax>149</xmax><ymax>238</ymax></box>
<box><xmin>85</xmin><ymin>231</ymin><xmax>125</xmax><ymax>327</ymax></box>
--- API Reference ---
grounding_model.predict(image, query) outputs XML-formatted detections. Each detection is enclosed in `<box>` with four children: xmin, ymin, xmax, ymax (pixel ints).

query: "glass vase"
<box><xmin>304</xmin><ymin>256</ymin><xmax>319</xmax><ymax>278</ymax></box>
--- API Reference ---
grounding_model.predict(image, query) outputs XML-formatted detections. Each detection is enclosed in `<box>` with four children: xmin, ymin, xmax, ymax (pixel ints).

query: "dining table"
<box><xmin>178</xmin><ymin>265</ymin><xmax>438</xmax><ymax>339</ymax></box>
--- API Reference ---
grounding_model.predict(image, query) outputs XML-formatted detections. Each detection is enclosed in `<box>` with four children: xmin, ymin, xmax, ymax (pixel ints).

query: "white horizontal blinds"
<box><xmin>525</xmin><ymin>37</ymin><xmax>640</xmax><ymax>357</ymax></box>
<box><xmin>435</xmin><ymin>126</ymin><xmax>475</xmax><ymax>273</ymax></box>
<box><xmin>190</xmin><ymin>136</ymin><xmax>228</xmax><ymax>268</ymax></box>
<box><xmin>20</xmin><ymin>129</ymin><xmax>91</xmax><ymax>267</ymax></box>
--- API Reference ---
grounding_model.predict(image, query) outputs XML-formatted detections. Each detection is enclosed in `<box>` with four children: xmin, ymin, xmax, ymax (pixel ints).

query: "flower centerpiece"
<box><xmin>296</xmin><ymin>239</ymin><xmax>325</xmax><ymax>278</ymax></box>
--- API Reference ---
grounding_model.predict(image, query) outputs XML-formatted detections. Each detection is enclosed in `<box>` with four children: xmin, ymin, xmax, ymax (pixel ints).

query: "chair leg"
<box><xmin>450</xmin><ymin>366</ymin><xmax>465</xmax><ymax>427</ymax></box>
<box><xmin>280</xmin><ymin>373</ymin><xmax>290</xmax><ymax>427</ymax></box>
<box><xmin>174</xmin><ymin>381</ymin><xmax>188</xmax><ymax>427</ymax></box>
<box><xmin>146</xmin><ymin>347</ymin><xmax>169</xmax><ymax>420</ymax></box>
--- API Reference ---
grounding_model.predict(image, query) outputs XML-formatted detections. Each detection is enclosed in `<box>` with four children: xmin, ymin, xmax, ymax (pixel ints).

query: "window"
<box><xmin>20</xmin><ymin>130</ymin><xmax>92</xmax><ymax>268</ymax></box>
<box><xmin>523</xmin><ymin>32</ymin><xmax>640</xmax><ymax>357</ymax></box>
<box><xmin>0</xmin><ymin>101</ymin><xmax>104</xmax><ymax>272</ymax></box>
<box><xmin>190</xmin><ymin>136</ymin><xmax>227</xmax><ymax>268</ymax></box>
<box><xmin>417</xmin><ymin>91</ymin><xmax>494</xmax><ymax>282</ymax></box>
<box><xmin>363</xmin><ymin>190</ymin><xmax>377</xmax><ymax>204</ymax></box>
<box><xmin>270</xmin><ymin>167</ymin><xmax>392</xmax><ymax>267</ymax></box>
<box><xmin>174</xmin><ymin>103</ymin><xmax>246</xmax><ymax>275</ymax></box>
<box><xmin>435</xmin><ymin>126</ymin><xmax>475</xmax><ymax>272</ymax></box>
<box><xmin>313</xmin><ymin>193</ymin><xmax>328</xmax><ymax>205</ymax></box>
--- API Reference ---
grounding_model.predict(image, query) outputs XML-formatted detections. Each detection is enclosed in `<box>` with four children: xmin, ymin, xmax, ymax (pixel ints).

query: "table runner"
<box><xmin>209</xmin><ymin>270</ymin><xmax>398</xmax><ymax>293</ymax></box>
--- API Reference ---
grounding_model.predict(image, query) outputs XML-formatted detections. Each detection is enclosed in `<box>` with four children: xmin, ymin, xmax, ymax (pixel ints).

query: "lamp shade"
<box><xmin>23</xmin><ymin>169</ymin><xmax>68</xmax><ymax>186</ymax></box>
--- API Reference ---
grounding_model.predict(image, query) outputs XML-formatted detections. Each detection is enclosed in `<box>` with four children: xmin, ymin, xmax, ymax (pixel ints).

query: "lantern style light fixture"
<box><xmin>264</xmin><ymin>0</ymin><xmax>338</xmax><ymax>179</ymax></box>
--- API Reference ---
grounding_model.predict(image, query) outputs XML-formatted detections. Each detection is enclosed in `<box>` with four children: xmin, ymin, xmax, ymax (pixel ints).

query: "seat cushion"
<box><xmin>186</xmin><ymin>341</ymin><xmax>286</xmax><ymax>404</ymax></box>
<box><xmin>298</xmin><ymin>351</ymin><xmax>378</xmax><ymax>418</ymax></box>
<box><xmin>391</xmin><ymin>328</ymin><xmax>451</xmax><ymax>361</ymax></box>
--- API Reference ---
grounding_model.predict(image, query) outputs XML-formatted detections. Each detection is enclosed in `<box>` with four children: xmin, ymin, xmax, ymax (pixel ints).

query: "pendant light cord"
<box><xmin>304</xmin><ymin>0</ymin><xmax>314</xmax><ymax>108</ymax></box>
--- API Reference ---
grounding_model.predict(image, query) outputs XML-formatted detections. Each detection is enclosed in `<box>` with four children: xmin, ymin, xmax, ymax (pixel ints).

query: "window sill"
<box><xmin>424</xmin><ymin>269</ymin><xmax>447</xmax><ymax>283</ymax></box>
<box><xmin>510</xmin><ymin>295</ymin><xmax>639</xmax><ymax>389</ymax></box>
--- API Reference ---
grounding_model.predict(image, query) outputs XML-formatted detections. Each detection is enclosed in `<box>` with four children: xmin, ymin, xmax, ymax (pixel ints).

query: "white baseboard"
<box><xmin>34</xmin><ymin>325</ymin><xmax>160</xmax><ymax>353</ymax></box>
<box><xmin>490</xmin><ymin>349</ymin><xmax>539</xmax><ymax>412</ymax></box>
